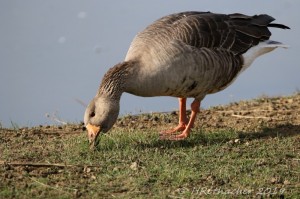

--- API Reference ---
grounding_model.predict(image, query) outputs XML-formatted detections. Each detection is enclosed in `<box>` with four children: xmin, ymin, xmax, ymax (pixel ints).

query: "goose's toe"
<box><xmin>160</xmin><ymin>131</ymin><xmax>189</xmax><ymax>141</ymax></box>
<box><xmin>159</xmin><ymin>123</ymin><xmax>187</xmax><ymax>136</ymax></box>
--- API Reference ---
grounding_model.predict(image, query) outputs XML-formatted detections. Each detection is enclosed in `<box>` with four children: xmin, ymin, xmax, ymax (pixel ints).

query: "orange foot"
<box><xmin>159</xmin><ymin>123</ymin><xmax>191</xmax><ymax>140</ymax></box>
<box><xmin>159</xmin><ymin>123</ymin><xmax>186</xmax><ymax>134</ymax></box>
<box><xmin>160</xmin><ymin>130</ymin><xmax>190</xmax><ymax>141</ymax></box>
<box><xmin>168</xmin><ymin>131</ymin><xmax>189</xmax><ymax>140</ymax></box>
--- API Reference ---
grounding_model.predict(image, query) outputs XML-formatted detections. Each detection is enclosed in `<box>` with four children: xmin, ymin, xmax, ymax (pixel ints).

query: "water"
<box><xmin>0</xmin><ymin>0</ymin><xmax>299</xmax><ymax>127</ymax></box>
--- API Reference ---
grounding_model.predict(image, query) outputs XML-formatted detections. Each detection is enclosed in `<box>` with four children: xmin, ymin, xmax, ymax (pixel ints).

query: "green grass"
<box><xmin>1</xmin><ymin>127</ymin><xmax>299</xmax><ymax>198</ymax></box>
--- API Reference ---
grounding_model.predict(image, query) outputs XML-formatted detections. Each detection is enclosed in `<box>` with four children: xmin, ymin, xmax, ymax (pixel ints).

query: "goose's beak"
<box><xmin>86</xmin><ymin>124</ymin><xmax>101</xmax><ymax>149</ymax></box>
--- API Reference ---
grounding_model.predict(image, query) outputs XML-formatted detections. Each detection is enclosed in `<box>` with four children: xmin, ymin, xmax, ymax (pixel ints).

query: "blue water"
<box><xmin>0</xmin><ymin>0</ymin><xmax>299</xmax><ymax>127</ymax></box>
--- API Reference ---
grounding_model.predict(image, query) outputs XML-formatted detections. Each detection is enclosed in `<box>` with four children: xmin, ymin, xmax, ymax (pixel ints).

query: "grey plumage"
<box><xmin>122</xmin><ymin>11</ymin><xmax>289</xmax><ymax>100</ymax></box>
<box><xmin>85</xmin><ymin>11</ymin><xmax>289</xmax><ymax>146</ymax></box>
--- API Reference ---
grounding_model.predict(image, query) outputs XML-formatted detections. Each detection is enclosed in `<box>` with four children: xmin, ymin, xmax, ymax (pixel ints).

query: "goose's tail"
<box><xmin>258</xmin><ymin>40</ymin><xmax>289</xmax><ymax>49</ymax></box>
<box><xmin>242</xmin><ymin>40</ymin><xmax>289</xmax><ymax>70</ymax></box>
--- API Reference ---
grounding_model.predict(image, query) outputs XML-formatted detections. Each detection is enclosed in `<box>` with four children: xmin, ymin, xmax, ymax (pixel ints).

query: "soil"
<box><xmin>0</xmin><ymin>93</ymin><xmax>299</xmax><ymax>197</ymax></box>
<box><xmin>115</xmin><ymin>93</ymin><xmax>300</xmax><ymax>134</ymax></box>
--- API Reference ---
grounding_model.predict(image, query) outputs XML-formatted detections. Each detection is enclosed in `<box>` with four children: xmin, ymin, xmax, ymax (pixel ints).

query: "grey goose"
<box><xmin>84</xmin><ymin>11</ymin><xmax>289</xmax><ymax>148</ymax></box>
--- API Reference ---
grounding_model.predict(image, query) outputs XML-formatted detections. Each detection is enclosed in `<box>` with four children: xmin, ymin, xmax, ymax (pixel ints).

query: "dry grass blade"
<box><xmin>30</xmin><ymin>177</ymin><xmax>75</xmax><ymax>195</ymax></box>
<box><xmin>231</xmin><ymin>114</ymin><xmax>271</xmax><ymax>119</ymax></box>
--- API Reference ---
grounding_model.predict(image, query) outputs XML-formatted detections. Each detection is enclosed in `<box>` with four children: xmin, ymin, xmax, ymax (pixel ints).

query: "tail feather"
<box><xmin>268</xmin><ymin>23</ymin><xmax>290</xmax><ymax>29</ymax></box>
<box><xmin>260</xmin><ymin>40</ymin><xmax>289</xmax><ymax>49</ymax></box>
<box><xmin>242</xmin><ymin>40</ymin><xmax>289</xmax><ymax>70</ymax></box>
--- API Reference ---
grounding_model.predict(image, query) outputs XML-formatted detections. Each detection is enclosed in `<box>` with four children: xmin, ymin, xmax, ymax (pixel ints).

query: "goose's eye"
<box><xmin>90</xmin><ymin>112</ymin><xmax>95</xmax><ymax>117</ymax></box>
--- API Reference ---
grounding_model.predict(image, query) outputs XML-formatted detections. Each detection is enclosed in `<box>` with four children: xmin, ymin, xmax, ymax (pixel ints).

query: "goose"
<box><xmin>84</xmin><ymin>11</ymin><xmax>289</xmax><ymax>148</ymax></box>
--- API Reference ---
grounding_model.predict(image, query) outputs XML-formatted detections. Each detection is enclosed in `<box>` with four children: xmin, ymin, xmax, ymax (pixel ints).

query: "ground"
<box><xmin>1</xmin><ymin>93</ymin><xmax>299</xmax><ymax>198</ymax></box>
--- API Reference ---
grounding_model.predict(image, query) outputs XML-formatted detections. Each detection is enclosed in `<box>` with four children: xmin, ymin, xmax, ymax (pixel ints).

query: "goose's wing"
<box><xmin>167</xmin><ymin>40</ymin><xmax>244</xmax><ymax>97</ymax></box>
<box><xmin>140</xmin><ymin>12</ymin><xmax>289</xmax><ymax>55</ymax></box>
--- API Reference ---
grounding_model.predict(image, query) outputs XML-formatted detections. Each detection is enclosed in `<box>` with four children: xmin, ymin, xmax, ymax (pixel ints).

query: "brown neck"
<box><xmin>98</xmin><ymin>61</ymin><xmax>135</xmax><ymax>100</ymax></box>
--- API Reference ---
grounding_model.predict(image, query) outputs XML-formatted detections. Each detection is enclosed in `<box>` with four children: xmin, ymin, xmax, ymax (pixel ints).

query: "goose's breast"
<box><xmin>125</xmin><ymin>59</ymin><xmax>217</xmax><ymax>99</ymax></box>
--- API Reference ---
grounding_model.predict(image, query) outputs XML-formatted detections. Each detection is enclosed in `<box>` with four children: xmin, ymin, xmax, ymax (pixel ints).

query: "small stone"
<box><xmin>234</xmin><ymin>139</ymin><xmax>240</xmax><ymax>143</ymax></box>
<box><xmin>113</xmin><ymin>167</ymin><xmax>119</xmax><ymax>172</ymax></box>
<box><xmin>83</xmin><ymin>167</ymin><xmax>91</xmax><ymax>173</ymax></box>
<box><xmin>5</xmin><ymin>173</ymin><xmax>13</xmax><ymax>179</ymax></box>
<box><xmin>138</xmin><ymin>124</ymin><xmax>145</xmax><ymax>129</ymax></box>
<box><xmin>287</xmin><ymin>99</ymin><xmax>293</xmax><ymax>103</ymax></box>
<box><xmin>153</xmin><ymin>116</ymin><xmax>159</xmax><ymax>121</ymax></box>
<box><xmin>171</xmin><ymin>111</ymin><xmax>177</xmax><ymax>116</ymax></box>
<box><xmin>283</xmin><ymin>180</ymin><xmax>290</xmax><ymax>185</ymax></box>
<box><xmin>130</xmin><ymin>162</ymin><xmax>138</xmax><ymax>171</ymax></box>
<box><xmin>270</xmin><ymin>177</ymin><xmax>277</xmax><ymax>184</ymax></box>
<box><xmin>74</xmin><ymin>189</ymin><xmax>82</xmax><ymax>198</ymax></box>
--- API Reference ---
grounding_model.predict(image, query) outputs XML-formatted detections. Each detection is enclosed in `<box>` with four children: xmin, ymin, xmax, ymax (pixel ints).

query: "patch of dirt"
<box><xmin>115</xmin><ymin>93</ymin><xmax>300</xmax><ymax>135</ymax></box>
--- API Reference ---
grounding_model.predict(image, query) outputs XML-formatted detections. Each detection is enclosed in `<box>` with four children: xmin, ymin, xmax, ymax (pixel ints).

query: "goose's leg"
<box><xmin>159</xmin><ymin>98</ymin><xmax>188</xmax><ymax>136</ymax></box>
<box><xmin>168</xmin><ymin>99</ymin><xmax>200</xmax><ymax>140</ymax></box>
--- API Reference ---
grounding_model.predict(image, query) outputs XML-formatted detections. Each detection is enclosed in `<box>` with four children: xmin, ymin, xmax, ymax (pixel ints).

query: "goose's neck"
<box><xmin>98</xmin><ymin>61</ymin><xmax>136</xmax><ymax>100</ymax></box>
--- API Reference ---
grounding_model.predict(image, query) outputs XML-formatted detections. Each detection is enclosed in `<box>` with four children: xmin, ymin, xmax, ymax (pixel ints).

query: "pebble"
<box><xmin>130</xmin><ymin>162</ymin><xmax>138</xmax><ymax>171</ymax></box>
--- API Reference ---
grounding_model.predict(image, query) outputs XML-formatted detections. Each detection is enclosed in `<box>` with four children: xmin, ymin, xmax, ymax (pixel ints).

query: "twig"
<box><xmin>231</xmin><ymin>114</ymin><xmax>271</xmax><ymax>119</ymax></box>
<box><xmin>31</xmin><ymin>131</ymin><xmax>83</xmax><ymax>135</ymax></box>
<box><xmin>0</xmin><ymin>160</ymin><xmax>101</xmax><ymax>168</ymax></box>
<box><xmin>30</xmin><ymin>177</ymin><xmax>80</xmax><ymax>196</ymax></box>
<box><xmin>45</xmin><ymin>112</ymin><xmax>67</xmax><ymax>125</ymax></box>
<box><xmin>30</xmin><ymin>177</ymin><xmax>75</xmax><ymax>194</ymax></box>
<box><xmin>216</xmin><ymin>110</ymin><xmax>269</xmax><ymax>113</ymax></box>
<box><xmin>75</xmin><ymin>98</ymin><xmax>87</xmax><ymax>108</ymax></box>
<box><xmin>216</xmin><ymin>109</ymin><xmax>299</xmax><ymax>113</ymax></box>
<box><xmin>290</xmin><ymin>171</ymin><xmax>300</xmax><ymax>174</ymax></box>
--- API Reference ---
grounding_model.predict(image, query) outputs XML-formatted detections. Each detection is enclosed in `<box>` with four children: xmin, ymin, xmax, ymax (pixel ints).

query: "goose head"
<box><xmin>84</xmin><ymin>61</ymin><xmax>134</xmax><ymax>149</ymax></box>
<box><xmin>84</xmin><ymin>95</ymin><xmax>120</xmax><ymax>149</ymax></box>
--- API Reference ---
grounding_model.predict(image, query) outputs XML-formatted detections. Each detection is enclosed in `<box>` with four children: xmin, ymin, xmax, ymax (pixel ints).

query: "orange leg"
<box><xmin>163</xmin><ymin>99</ymin><xmax>200</xmax><ymax>140</ymax></box>
<box><xmin>159</xmin><ymin>98</ymin><xmax>188</xmax><ymax>136</ymax></box>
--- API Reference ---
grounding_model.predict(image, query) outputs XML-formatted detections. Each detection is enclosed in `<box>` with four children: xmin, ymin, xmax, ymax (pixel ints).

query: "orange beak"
<box><xmin>86</xmin><ymin>123</ymin><xmax>101</xmax><ymax>149</ymax></box>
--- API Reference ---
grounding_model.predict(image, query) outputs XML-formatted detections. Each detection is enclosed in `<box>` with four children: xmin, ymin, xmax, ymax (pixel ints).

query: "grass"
<box><xmin>81</xmin><ymin>129</ymin><xmax>299</xmax><ymax>198</ymax></box>
<box><xmin>10</xmin><ymin>120</ymin><xmax>19</xmax><ymax>130</ymax></box>
<box><xmin>1</xmin><ymin>126</ymin><xmax>298</xmax><ymax>198</ymax></box>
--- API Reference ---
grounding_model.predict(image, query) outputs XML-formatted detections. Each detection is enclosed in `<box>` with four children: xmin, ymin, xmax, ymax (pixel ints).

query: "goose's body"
<box><xmin>85</xmin><ymin>11</ymin><xmax>289</xmax><ymax>147</ymax></box>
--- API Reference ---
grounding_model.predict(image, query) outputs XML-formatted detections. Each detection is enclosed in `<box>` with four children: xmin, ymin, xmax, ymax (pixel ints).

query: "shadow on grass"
<box><xmin>238</xmin><ymin>123</ymin><xmax>300</xmax><ymax>140</ymax></box>
<box><xmin>137</xmin><ymin>124</ymin><xmax>300</xmax><ymax>150</ymax></box>
<box><xmin>136</xmin><ymin>130</ymin><xmax>232</xmax><ymax>150</ymax></box>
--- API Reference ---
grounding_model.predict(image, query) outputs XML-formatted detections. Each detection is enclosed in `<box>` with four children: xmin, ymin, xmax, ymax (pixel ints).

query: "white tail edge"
<box><xmin>242</xmin><ymin>40</ymin><xmax>289</xmax><ymax>70</ymax></box>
